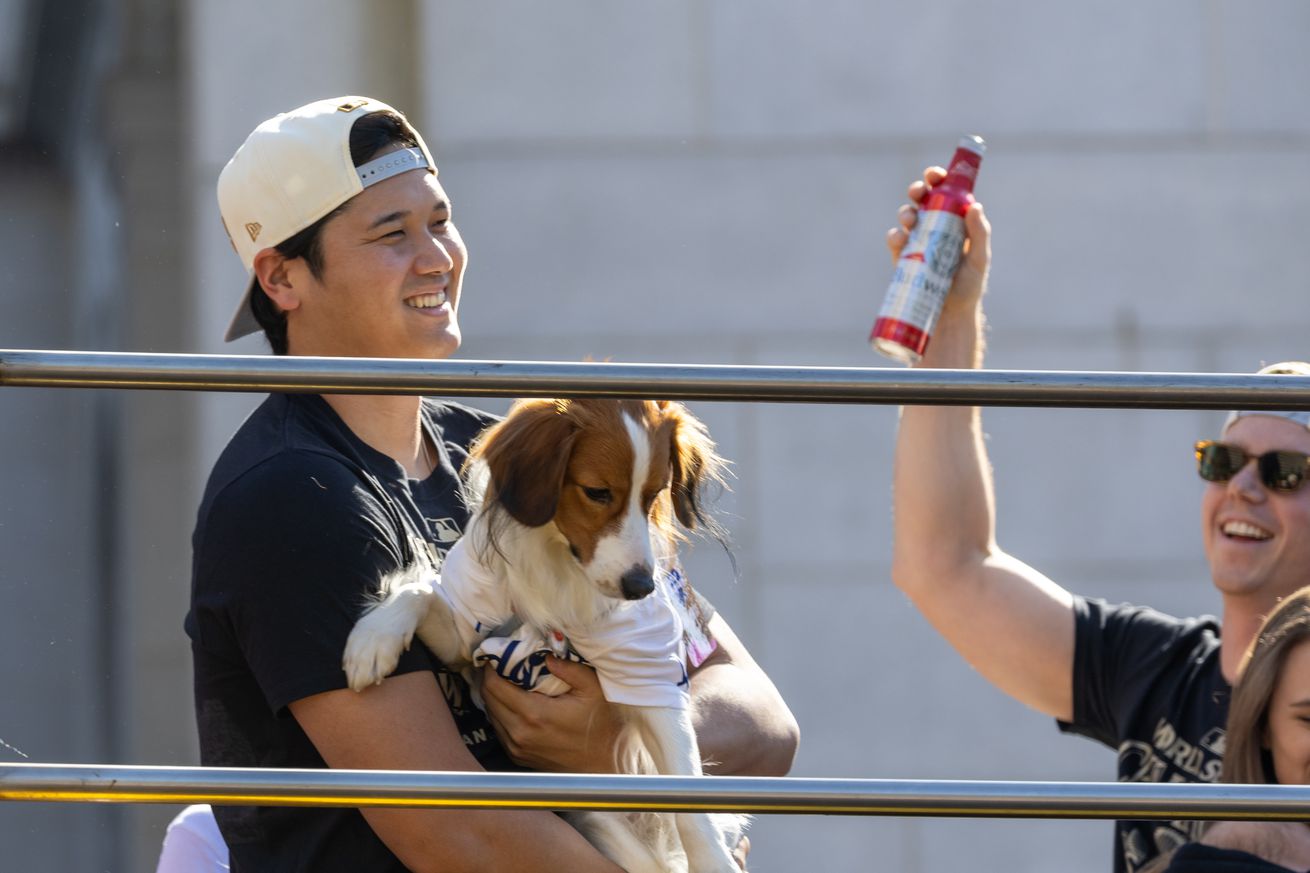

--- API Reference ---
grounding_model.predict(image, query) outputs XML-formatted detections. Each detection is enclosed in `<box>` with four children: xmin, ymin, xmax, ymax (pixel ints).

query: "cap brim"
<box><xmin>224</xmin><ymin>274</ymin><xmax>262</xmax><ymax>342</ymax></box>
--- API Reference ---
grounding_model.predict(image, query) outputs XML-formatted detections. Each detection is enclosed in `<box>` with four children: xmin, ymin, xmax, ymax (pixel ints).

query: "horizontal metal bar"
<box><xmin>4</xmin><ymin>349</ymin><xmax>1310</xmax><ymax>409</ymax></box>
<box><xmin>2</xmin><ymin>764</ymin><xmax>1309</xmax><ymax>819</ymax></box>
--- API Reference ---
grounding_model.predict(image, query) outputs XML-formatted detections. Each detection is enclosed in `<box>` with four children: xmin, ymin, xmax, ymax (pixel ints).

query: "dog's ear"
<box><xmin>474</xmin><ymin>399</ymin><xmax>580</xmax><ymax>527</ymax></box>
<box><xmin>664</xmin><ymin>401</ymin><xmax>727</xmax><ymax>531</ymax></box>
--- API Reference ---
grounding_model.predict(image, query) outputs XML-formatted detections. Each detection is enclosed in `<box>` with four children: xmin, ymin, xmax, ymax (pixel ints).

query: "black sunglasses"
<box><xmin>1194</xmin><ymin>440</ymin><xmax>1310</xmax><ymax>492</ymax></box>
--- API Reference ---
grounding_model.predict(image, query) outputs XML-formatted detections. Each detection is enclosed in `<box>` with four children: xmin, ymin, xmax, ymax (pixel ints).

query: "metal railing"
<box><xmin>5</xmin><ymin>348</ymin><xmax>1310</xmax><ymax>409</ymax></box>
<box><xmin>4</xmin><ymin>347</ymin><xmax>1308</xmax><ymax>821</ymax></box>
<box><xmin>4</xmin><ymin>764</ymin><xmax>1310</xmax><ymax>821</ymax></box>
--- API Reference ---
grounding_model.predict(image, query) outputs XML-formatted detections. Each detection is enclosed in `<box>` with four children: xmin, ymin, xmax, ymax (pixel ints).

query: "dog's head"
<box><xmin>470</xmin><ymin>398</ymin><xmax>727</xmax><ymax>601</ymax></box>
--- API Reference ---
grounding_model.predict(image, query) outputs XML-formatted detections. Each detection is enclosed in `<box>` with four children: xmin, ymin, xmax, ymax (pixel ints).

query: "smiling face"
<box><xmin>1266</xmin><ymin>638</ymin><xmax>1310</xmax><ymax>785</ymax></box>
<box><xmin>1202</xmin><ymin>415</ymin><xmax>1310</xmax><ymax>607</ymax></box>
<box><xmin>281</xmin><ymin>164</ymin><xmax>466</xmax><ymax>360</ymax></box>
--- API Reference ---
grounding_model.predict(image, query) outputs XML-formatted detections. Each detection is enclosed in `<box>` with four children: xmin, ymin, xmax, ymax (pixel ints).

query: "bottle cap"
<box><xmin>958</xmin><ymin>135</ymin><xmax>986</xmax><ymax>156</ymax></box>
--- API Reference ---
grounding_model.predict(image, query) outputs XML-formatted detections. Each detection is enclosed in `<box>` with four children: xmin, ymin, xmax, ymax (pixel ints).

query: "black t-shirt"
<box><xmin>1162</xmin><ymin>842</ymin><xmax>1308</xmax><ymax>873</ymax></box>
<box><xmin>185</xmin><ymin>393</ymin><xmax>512</xmax><ymax>872</ymax></box>
<box><xmin>1059</xmin><ymin>596</ymin><xmax>1229</xmax><ymax>873</ymax></box>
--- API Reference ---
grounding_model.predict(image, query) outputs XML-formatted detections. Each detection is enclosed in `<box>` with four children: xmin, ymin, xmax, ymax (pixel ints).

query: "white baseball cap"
<box><xmin>216</xmin><ymin>96</ymin><xmax>437</xmax><ymax>342</ymax></box>
<box><xmin>1223</xmin><ymin>361</ymin><xmax>1310</xmax><ymax>433</ymax></box>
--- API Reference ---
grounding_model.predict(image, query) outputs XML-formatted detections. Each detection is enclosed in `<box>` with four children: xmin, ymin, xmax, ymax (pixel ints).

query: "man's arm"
<box><xmin>889</xmin><ymin>168</ymin><xmax>1077</xmax><ymax>722</ymax></box>
<box><xmin>480</xmin><ymin>615</ymin><xmax>799</xmax><ymax>776</ymax></box>
<box><xmin>289</xmin><ymin>671</ymin><xmax>624</xmax><ymax>873</ymax></box>
<box><xmin>199</xmin><ymin>457</ymin><xmax>619</xmax><ymax>873</ymax></box>
<box><xmin>686</xmin><ymin>613</ymin><xmax>798</xmax><ymax>776</ymax></box>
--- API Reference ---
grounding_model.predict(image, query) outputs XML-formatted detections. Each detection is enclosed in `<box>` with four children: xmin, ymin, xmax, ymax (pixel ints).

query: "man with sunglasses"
<box><xmin>886</xmin><ymin>166</ymin><xmax>1310</xmax><ymax>873</ymax></box>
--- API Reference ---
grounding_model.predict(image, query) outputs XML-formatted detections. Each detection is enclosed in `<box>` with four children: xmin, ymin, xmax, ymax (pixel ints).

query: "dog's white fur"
<box><xmin>343</xmin><ymin>399</ymin><xmax>743</xmax><ymax>873</ymax></box>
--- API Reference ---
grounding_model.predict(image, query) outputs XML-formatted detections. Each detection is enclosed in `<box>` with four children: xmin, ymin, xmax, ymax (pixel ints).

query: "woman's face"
<box><xmin>1267</xmin><ymin>638</ymin><xmax>1310</xmax><ymax>784</ymax></box>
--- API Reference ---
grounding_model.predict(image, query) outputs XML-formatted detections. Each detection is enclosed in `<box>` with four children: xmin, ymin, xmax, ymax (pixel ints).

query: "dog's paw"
<box><xmin>342</xmin><ymin>611</ymin><xmax>414</xmax><ymax>692</ymax></box>
<box><xmin>680</xmin><ymin>813</ymin><xmax>745</xmax><ymax>873</ymax></box>
<box><xmin>715</xmin><ymin>814</ymin><xmax>751</xmax><ymax>871</ymax></box>
<box><xmin>712</xmin><ymin>813</ymin><xmax>750</xmax><ymax>851</ymax></box>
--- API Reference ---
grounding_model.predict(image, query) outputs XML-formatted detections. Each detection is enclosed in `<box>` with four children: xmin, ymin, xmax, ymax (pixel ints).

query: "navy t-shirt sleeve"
<box><xmin>1059</xmin><ymin>595</ymin><xmax>1203</xmax><ymax>748</ymax></box>
<box><xmin>194</xmin><ymin>452</ymin><xmax>434</xmax><ymax>714</ymax></box>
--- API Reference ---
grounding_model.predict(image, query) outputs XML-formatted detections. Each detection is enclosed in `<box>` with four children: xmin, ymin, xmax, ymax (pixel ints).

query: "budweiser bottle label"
<box><xmin>882</xmin><ymin>209</ymin><xmax>965</xmax><ymax>324</ymax></box>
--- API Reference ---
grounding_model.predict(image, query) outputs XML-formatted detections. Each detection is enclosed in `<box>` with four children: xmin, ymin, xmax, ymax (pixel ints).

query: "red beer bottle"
<box><xmin>870</xmin><ymin>135</ymin><xmax>985</xmax><ymax>364</ymax></box>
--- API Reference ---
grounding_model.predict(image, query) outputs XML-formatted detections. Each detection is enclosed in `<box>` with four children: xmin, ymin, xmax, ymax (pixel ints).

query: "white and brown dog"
<box><xmin>343</xmin><ymin>398</ymin><xmax>744</xmax><ymax>873</ymax></box>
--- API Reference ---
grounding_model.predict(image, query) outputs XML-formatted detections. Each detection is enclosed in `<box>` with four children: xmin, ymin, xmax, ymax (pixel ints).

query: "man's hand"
<box><xmin>482</xmin><ymin>615</ymin><xmax>798</xmax><ymax>777</ymax></box>
<box><xmin>886</xmin><ymin>166</ymin><xmax>991</xmax><ymax>311</ymax></box>
<box><xmin>480</xmin><ymin>655</ymin><xmax>625</xmax><ymax>773</ymax></box>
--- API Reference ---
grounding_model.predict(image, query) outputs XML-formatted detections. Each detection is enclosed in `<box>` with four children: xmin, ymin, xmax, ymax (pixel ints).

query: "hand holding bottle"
<box><xmin>890</xmin><ymin>167</ymin><xmax>990</xmax><ymax>299</ymax></box>
<box><xmin>873</xmin><ymin>137</ymin><xmax>991</xmax><ymax>363</ymax></box>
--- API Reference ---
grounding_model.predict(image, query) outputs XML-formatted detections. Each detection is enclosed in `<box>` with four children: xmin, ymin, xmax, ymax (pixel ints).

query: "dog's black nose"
<box><xmin>620</xmin><ymin>568</ymin><xmax>656</xmax><ymax>600</ymax></box>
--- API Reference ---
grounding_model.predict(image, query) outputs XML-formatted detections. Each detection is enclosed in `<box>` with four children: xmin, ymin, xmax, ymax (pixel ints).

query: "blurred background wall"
<box><xmin>2</xmin><ymin>0</ymin><xmax>1308</xmax><ymax>869</ymax></box>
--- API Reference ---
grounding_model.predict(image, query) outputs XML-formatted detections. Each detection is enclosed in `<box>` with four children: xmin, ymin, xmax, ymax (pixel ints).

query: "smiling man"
<box><xmin>885</xmin><ymin>166</ymin><xmax>1310</xmax><ymax>873</ymax></box>
<box><xmin>184</xmin><ymin>97</ymin><xmax>797</xmax><ymax>873</ymax></box>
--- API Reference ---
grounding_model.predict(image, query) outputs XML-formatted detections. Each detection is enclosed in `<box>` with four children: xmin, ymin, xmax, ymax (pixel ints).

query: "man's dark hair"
<box><xmin>251</xmin><ymin>111</ymin><xmax>422</xmax><ymax>355</ymax></box>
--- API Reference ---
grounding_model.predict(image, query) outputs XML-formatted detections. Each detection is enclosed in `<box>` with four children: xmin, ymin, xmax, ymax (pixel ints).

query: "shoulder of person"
<box><xmin>221</xmin><ymin>447</ymin><xmax>375</xmax><ymax>503</ymax></box>
<box><xmin>422</xmin><ymin>398</ymin><xmax>502</xmax><ymax>451</ymax></box>
<box><xmin>204</xmin><ymin>393</ymin><xmax>354</xmax><ymax>495</ymax></box>
<box><xmin>200</xmin><ymin>448</ymin><xmax>396</xmax><ymax>554</ymax></box>
<box><xmin>192</xmin><ymin>448</ymin><xmax>410</xmax><ymax>619</ymax></box>
<box><xmin>1077</xmin><ymin>595</ymin><xmax>1221</xmax><ymax>647</ymax></box>
<box><xmin>423</xmin><ymin>398</ymin><xmax>501</xmax><ymax>429</ymax></box>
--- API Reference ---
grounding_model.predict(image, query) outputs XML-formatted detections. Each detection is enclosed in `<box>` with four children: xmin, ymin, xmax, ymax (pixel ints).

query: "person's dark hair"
<box><xmin>251</xmin><ymin>111</ymin><xmax>422</xmax><ymax>354</ymax></box>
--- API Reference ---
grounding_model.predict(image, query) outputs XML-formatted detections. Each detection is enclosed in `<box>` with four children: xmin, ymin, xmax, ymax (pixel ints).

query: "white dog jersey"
<box><xmin>437</xmin><ymin>538</ymin><xmax>715</xmax><ymax>709</ymax></box>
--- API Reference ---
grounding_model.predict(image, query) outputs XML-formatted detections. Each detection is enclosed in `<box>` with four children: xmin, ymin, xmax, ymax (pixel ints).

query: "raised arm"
<box><xmin>889</xmin><ymin>167</ymin><xmax>1076</xmax><ymax>721</ymax></box>
<box><xmin>289</xmin><ymin>672</ymin><xmax>624</xmax><ymax>873</ymax></box>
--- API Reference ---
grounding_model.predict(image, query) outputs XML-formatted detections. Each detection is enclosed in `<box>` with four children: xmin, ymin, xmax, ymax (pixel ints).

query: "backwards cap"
<box><xmin>216</xmin><ymin>96</ymin><xmax>436</xmax><ymax>341</ymax></box>
<box><xmin>1223</xmin><ymin>361</ymin><xmax>1310</xmax><ymax>433</ymax></box>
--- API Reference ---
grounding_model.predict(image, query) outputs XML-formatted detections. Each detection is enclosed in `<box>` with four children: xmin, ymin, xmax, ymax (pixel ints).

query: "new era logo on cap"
<box><xmin>245</xmin><ymin>222</ymin><xmax>262</xmax><ymax>242</ymax></box>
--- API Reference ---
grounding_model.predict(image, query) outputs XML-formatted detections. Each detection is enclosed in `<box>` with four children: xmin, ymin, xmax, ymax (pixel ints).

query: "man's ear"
<box><xmin>252</xmin><ymin>247</ymin><xmax>302</xmax><ymax>313</ymax></box>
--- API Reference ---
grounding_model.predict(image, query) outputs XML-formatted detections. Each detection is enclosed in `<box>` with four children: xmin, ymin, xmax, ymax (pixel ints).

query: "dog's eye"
<box><xmin>582</xmin><ymin>487</ymin><xmax>613</xmax><ymax>505</ymax></box>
